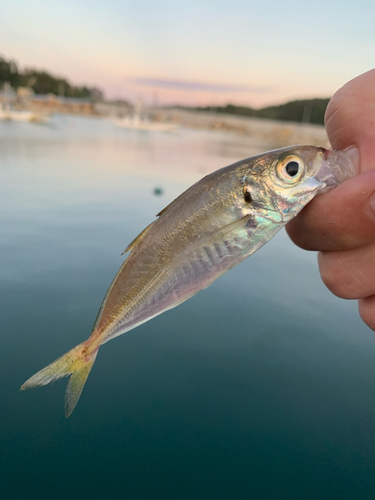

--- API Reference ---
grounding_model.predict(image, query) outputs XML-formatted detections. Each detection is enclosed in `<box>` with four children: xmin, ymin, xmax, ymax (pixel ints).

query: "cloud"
<box><xmin>128</xmin><ymin>77</ymin><xmax>272</xmax><ymax>94</ymax></box>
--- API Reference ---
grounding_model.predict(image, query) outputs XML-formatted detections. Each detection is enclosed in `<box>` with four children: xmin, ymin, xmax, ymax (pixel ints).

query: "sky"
<box><xmin>1</xmin><ymin>0</ymin><xmax>375</xmax><ymax>107</ymax></box>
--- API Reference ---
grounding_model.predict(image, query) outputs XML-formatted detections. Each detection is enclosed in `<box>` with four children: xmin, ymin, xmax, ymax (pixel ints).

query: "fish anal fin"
<box><xmin>122</xmin><ymin>222</ymin><xmax>154</xmax><ymax>255</ymax></box>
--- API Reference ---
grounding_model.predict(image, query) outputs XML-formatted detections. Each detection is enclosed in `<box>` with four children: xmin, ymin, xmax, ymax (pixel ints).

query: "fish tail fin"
<box><xmin>20</xmin><ymin>341</ymin><xmax>98</xmax><ymax>417</ymax></box>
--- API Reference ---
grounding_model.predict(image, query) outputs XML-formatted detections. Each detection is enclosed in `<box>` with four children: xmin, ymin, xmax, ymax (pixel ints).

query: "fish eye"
<box><xmin>285</xmin><ymin>161</ymin><xmax>299</xmax><ymax>176</ymax></box>
<box><xmin>276</xmin><ymin>155</ymin><xmax>305</xmax><ymax>184</ymax></box>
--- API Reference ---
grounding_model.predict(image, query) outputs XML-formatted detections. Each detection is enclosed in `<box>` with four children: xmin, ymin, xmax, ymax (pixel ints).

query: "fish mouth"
<box><xmin>314</xmin><ymin>149</ymin><xmax>356</xmax><ymax>194</ymax></box>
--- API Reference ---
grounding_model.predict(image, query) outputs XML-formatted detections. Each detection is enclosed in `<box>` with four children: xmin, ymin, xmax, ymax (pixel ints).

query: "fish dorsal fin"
<box><xmin>121</xmin><ymin>222</ymin><xmax>154</xmax><ymax>255</ymax></box>
<box><xmin>156</xmin><ymin>181</ymin><xmax>203</xmax><ymax>217</ymax></box>
<box><xmin>156</xmin><ymin>196</ymin><xmax>181</xmax><ymax>217</ymax></box>
<box><xmin>123</xmin><ymin>189</ymin><xmax>190</xmax><ymax>254</ymax></box>
<box><xmin>156</xmin><ymin>167</ymin><xmax>232</xmax><ymax>219</ymax></box>
<box><xmin>156</xmin><ymin>202</ymin><xmax>173</xmax><ymax>217</ymax></box>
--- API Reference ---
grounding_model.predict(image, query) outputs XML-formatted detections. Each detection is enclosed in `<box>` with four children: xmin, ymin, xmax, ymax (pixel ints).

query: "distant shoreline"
<box><xmin>151</xmin><ymin>108</ymin><xmax>329</xmax><ymax>149</ymax></box>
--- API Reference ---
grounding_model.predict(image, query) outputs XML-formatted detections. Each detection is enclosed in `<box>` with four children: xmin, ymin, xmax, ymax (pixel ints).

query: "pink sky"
<box><xmin>1</xmin><ymin>0</ymin><xmax>374</xmax><ymax>107</ymax></box>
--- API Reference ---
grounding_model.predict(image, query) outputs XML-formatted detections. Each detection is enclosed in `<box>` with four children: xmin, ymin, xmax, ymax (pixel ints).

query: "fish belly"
<box><xmin>102</xmin><ymin>216</ymin><xmax>280</xmax><ymax>343</ymax></box>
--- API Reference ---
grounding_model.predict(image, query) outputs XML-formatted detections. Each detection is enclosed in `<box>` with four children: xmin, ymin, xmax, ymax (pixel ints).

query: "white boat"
<box><xmin>112</xmin><ymin>97</ymin><xmax>177</xmax><ymax>132</ymax></box>
<box><xmin>113</xmin><ymin>115</ymin><xmax>177</xmax><ymax>132</ymax></box>
<box><xmin>0</xmin><ymin>105</ymin><xmax>49</xmax><ymax>123</ymax></box>
<box><xmin>0</xmin><ymin>82</ymin><xmax>50</xmax><ymax>123</ymax></box>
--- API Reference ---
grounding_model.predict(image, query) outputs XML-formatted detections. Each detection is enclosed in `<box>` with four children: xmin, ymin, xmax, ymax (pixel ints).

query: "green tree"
<box><xmin>195</xmin><ymin>98</ymin><xmax>330</xmax><ymax>125</ymax></box>
<box><xmin>0</xmin><ymin>56</ymin><xmax>21</xmax><ymax>87</ymax></box>
<box><xmin>0</xmin><ymin>54</ymin><xmax>104</xmax><ymax>100</ymax></box>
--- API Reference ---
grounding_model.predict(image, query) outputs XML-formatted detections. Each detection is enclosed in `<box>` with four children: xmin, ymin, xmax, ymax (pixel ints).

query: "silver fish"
<box><xmin>21</xmin><ymin>145</ymin><xmax>355</xmax><ymax>416</ymax></box>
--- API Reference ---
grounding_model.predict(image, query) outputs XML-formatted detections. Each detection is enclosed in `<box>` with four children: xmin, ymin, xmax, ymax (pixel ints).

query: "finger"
<box><xmin>325</xmin><ymin>68</ymin><xmax>375</xmax><ymax>174</ymax></box>
<box><xmin>286</xmin><ymin>170</ymin><xmax>375</xmax><ymax>251</ymax></box>
<box><xmin>318</xmin><ymin>243</ymin><xmax>375</xmax><ymax>300</ymax></box>
<box><xmin>359</xmin><ymin>295</ymin><xmax>375</xmax><ymax>331</ymax></box>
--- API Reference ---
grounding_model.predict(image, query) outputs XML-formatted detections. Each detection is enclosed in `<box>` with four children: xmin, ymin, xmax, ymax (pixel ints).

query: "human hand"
<box><xmin>286</xmin><ymin>69</ymin><xmax>375</xmax><ymax>330</ymax></box>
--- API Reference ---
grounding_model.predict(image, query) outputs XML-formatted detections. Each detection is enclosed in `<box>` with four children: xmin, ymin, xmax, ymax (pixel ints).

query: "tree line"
<box><xmin>194</xmin><ymin>98</ymin><xmax>330</xmax><ymax>126</ymax></box>
<box><xmin>0</xmin><ymin>55</ymin><xmax>103</xmax><ymax>100</ymax></box>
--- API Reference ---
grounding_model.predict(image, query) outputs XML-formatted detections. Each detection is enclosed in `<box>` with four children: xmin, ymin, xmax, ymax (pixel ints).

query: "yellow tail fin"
<box><xmin>20</xmin><ymin>342</ymin><xmax>98</xmax><ymax>417</ymax></box>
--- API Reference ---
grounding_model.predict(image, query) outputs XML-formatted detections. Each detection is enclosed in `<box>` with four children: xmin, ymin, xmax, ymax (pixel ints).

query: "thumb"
<box><xmin>325</xmin><ymin>68</ymin><xmax>375</xmax><ymax>174</ymax></box>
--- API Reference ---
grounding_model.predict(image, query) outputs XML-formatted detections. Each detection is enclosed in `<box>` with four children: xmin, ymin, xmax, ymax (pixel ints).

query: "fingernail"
<box><xmin>344</xmin><ymin>146</ymin><xmax>360</xmax><ymax>174</ymax></box>
<box><xmin>369</xmin><ymin>193</ymin><xmax>375</xmax><ymax>217</ymax></box>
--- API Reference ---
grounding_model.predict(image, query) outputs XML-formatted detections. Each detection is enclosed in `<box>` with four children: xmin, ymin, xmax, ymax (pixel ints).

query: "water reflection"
<box><xmin>1</xmin><ymin>116</ymin><xmax>375</xmax><ymax>500</ymax></box>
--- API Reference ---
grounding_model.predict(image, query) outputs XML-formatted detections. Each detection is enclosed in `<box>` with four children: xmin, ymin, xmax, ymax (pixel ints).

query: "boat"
<box><xmin>0</xmin><ymin>83</ymin><xmax>50</xmax><ymax>123</ymax></box>
<box><xmin>0</xmin><ymin>103</ymin><xmax>49</xmax><ymax>123</ymax></box>
<box><xmin>112</xmin><ymin>115</ymin><xmax>177</xmax><ymax>132</ymax></box>
<box><xmin>112</xmin><ymin>97</ymin><xmax>177</xmax><ymax>132</ymax></box>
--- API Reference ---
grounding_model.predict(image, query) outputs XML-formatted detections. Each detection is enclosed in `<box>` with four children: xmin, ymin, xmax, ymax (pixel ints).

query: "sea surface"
<box><xmin>1</xmin><ymin>115</ymin><xmax>375</xmax><ymax>500</ymax></box>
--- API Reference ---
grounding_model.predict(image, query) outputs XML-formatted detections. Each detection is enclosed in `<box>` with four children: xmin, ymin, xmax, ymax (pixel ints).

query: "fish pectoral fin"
<box><xmin>199</xmin><ymin>215</ymin><xmax>252</xmax><ymax>244</ymax></box>
<box><xmin>122</xmin><ymin>221</ymin><xmax>155</xmax><ymax>255</ymax></box>
<box><xmin>220</xmin><ymin>215</ymin><xmax>252</xmax><ymax>235</ymax></box>
<box><xmin>180</xmin><ymin>215</ymin><xmax>253</xmax><ymax>261</ymax></box>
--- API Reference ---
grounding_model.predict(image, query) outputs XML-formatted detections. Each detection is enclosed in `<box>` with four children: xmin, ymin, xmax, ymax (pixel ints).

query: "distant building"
<box><xmin>94</xmin><ymin>100</ymin><xmax>133</xmax><ymax>118</ymax></box>
<box><xmin>90</xmin><ymin>87</ymin><xmax>104</xmax><ymax>101</ymax></box>
<box><xmin>17</xmin><ymin>86</ymin><xmax>34</xmax><ymax>99</ymax></box>
<box><xmin>0</xmin><ymin>83</ymin><xmax>129</xmax><ymax>117</ymax></box>
<box><xmin>29</xmin><ymin>94</ymin><xmax>96</xmax><ymax>115</ymax></box>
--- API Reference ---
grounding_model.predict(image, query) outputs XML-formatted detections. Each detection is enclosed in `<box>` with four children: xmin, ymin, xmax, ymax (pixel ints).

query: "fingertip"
<box><xmin>359</xmin><ymin>296</ymin><xmax>375</xmax><ymax>332</ymax></box>
<box><xmin>285</xmin><ymin>217</ymin><xmax>317</xmax><ymax>251</ymax></box>
<box><xmin>325</xmin><ymin>69</ymin><xmax>375</xmax><ymax>173</ymax></box>
<box><xmin>287</xmin><ymin>171</ymin><xmax>375</xmax><ymax>252</ymax></box>
<box><xmin>343</xmin><ymin>146</ymin><xmax>360</xmax><ymax>175</ymax></box>
<box><xmin>317</xmin><ymin>251</ymin><xmax>358</xmax><ymax>300</ymax></box>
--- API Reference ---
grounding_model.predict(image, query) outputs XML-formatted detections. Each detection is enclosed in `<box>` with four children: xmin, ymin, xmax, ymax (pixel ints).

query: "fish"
<box><xmin>21</xmin><ymin>145</ymin><xmax>355</xmax><ymax>417</ymax></box>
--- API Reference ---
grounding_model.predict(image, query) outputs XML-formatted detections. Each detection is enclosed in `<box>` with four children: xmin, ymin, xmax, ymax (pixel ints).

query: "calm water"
<box><xmin>1</xmin><ymin>115</ymin><xmax>375</xmax><ymax>500</ymax></box>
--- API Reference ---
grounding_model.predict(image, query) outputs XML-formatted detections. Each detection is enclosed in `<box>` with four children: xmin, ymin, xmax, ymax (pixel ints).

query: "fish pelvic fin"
<box><xmin>20</xmin><ymin>342</ymin><xmax>98</xmax><ymax>418</ymax></box>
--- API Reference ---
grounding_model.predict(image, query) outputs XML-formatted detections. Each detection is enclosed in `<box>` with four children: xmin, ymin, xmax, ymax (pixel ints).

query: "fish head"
<box><xmin>242</xmin><ymin>145</ymin><xmax>355</xmax><ymax>223</ymax></box>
